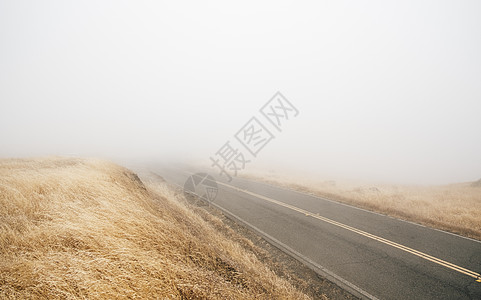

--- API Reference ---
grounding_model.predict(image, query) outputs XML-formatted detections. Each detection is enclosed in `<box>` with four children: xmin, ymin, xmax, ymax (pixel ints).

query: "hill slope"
<box><xmin>0</xmin><ymin>158</ymin><xmax>309</xmax><ymax>299</ymax></box>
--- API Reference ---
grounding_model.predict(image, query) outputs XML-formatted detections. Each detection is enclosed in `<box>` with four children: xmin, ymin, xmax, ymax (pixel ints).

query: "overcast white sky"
<box><xmin>1</xmin><ymin>1</ymin><xmax>480</xmax><ymax>184</ymax></box>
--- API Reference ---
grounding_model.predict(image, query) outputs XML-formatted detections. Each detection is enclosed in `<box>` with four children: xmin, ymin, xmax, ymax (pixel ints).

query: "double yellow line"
<box><xmin>216</xmin><ymin>180</ymin><xmax>481</xmax><ymax>282</ymax></box>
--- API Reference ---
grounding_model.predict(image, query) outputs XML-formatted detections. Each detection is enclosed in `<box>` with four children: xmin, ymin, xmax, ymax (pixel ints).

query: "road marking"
<box><xmin>208</xmin><ymin>199</ymin><xmax>380</xmax><ymax>300</ymax></box>
<box><xmin>236</xmin><ymin>176</ymin><xmax>481</xmax><ymax>245</ymax></box>
<box><xmin>214</xmin><ymin>180</ymin><xmax>481</xmax><ymax>282</ymax></box>
<box><xmin>178</xmin><ymin>178</ymin><xmax>378</xmax><ymax>300</ymax></box>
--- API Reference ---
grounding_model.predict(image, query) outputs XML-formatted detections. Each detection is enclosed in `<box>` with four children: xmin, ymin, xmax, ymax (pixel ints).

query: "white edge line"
<box><xmin>235</xmin><ymin>175</ymin><xmax>481</xmax><ymax>244</ymax></box>
<box><xmin>208</xmin><ymin>201</ymin><xmax>380</xmax><ymax>300</ymax></box>
<box><xmin>170</xmin><ymin>168</ymin><xmax>481</xmax><ymax>243</ymax></box>
<box><xmin>163</xmin><ymin>178</ymin><xmax>379</xmax><ymax>300</ymax></box>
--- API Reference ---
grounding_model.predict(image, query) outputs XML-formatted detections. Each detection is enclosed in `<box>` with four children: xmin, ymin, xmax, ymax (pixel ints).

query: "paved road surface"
<box><xmin>152</xmin><ymin>167</ymin><xmax>481</xmax><ymax>300</ymax></box>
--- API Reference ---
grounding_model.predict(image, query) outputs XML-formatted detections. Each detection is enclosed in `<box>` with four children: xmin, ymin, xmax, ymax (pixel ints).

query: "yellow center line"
<box><xmin>214</xmin><ymin>180</ymin><xmax>481</xmax><ymax>282</ymax></box>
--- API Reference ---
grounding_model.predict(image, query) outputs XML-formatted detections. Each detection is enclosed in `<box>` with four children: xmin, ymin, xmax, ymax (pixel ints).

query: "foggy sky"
<box><xmin>1</xmin><ymin>1</ymin><xmax>480</xmax><ymax>184</ymax></box>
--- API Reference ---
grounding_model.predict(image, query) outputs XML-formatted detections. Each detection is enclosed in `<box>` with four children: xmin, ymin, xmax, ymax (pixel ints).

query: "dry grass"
<box><xmin>241</xmin><ymin>170</ymin><xmax>481</xmax><ymax>241</ymax></box>
<box><xmin>0</xmin><ymin>157</ymin><xmax>310</xmax><ymax>299</ymax></box>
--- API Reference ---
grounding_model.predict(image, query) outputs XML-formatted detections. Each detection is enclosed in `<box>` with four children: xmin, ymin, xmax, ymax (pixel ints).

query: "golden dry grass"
<box><xmin>0</xmin><ymin>157</ymin><xmax>310</xmax><ymax>299</ymax></box>
<box><xmin>242</xmin><ymin>170</ymin><xmax>481</xmax><ymax>241</ymax></box>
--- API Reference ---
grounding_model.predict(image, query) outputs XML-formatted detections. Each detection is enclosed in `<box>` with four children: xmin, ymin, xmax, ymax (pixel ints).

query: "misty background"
<box><xmin>1</xmin><ymin>1</ymin><xmax>480</xmax><ymax>184</ymax></box>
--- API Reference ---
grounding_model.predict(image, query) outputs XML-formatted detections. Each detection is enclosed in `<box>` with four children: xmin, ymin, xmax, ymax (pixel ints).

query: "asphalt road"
<box><xmin>153</xmin><ymin>167</ymin><xmax>481</xmax><ymax>300</ymax></box>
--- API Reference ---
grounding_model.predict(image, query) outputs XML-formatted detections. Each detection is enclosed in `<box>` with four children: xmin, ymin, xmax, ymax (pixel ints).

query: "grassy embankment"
<box><xmin>0</xmin><ymin>158</ymin><xmax>310</xmax><ymax>299</ymax></box>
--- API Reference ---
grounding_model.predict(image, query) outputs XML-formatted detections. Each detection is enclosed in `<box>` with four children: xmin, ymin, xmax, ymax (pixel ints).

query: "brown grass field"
<box><xmin>242</xmin><ymin>170</ymin><xmax>481</xmax><ymax>241</ymax></box>
<box><xmin>0</xmin><ymin>158</ymin><xmax>310</xmax><ymax>299</ymax></box>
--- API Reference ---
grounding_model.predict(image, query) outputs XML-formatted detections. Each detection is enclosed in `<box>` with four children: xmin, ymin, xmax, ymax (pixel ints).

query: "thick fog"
<box><xmin>1</xmin><ymin>1</ymin><xmax>480</xmax><ymax>184</ymax></box>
